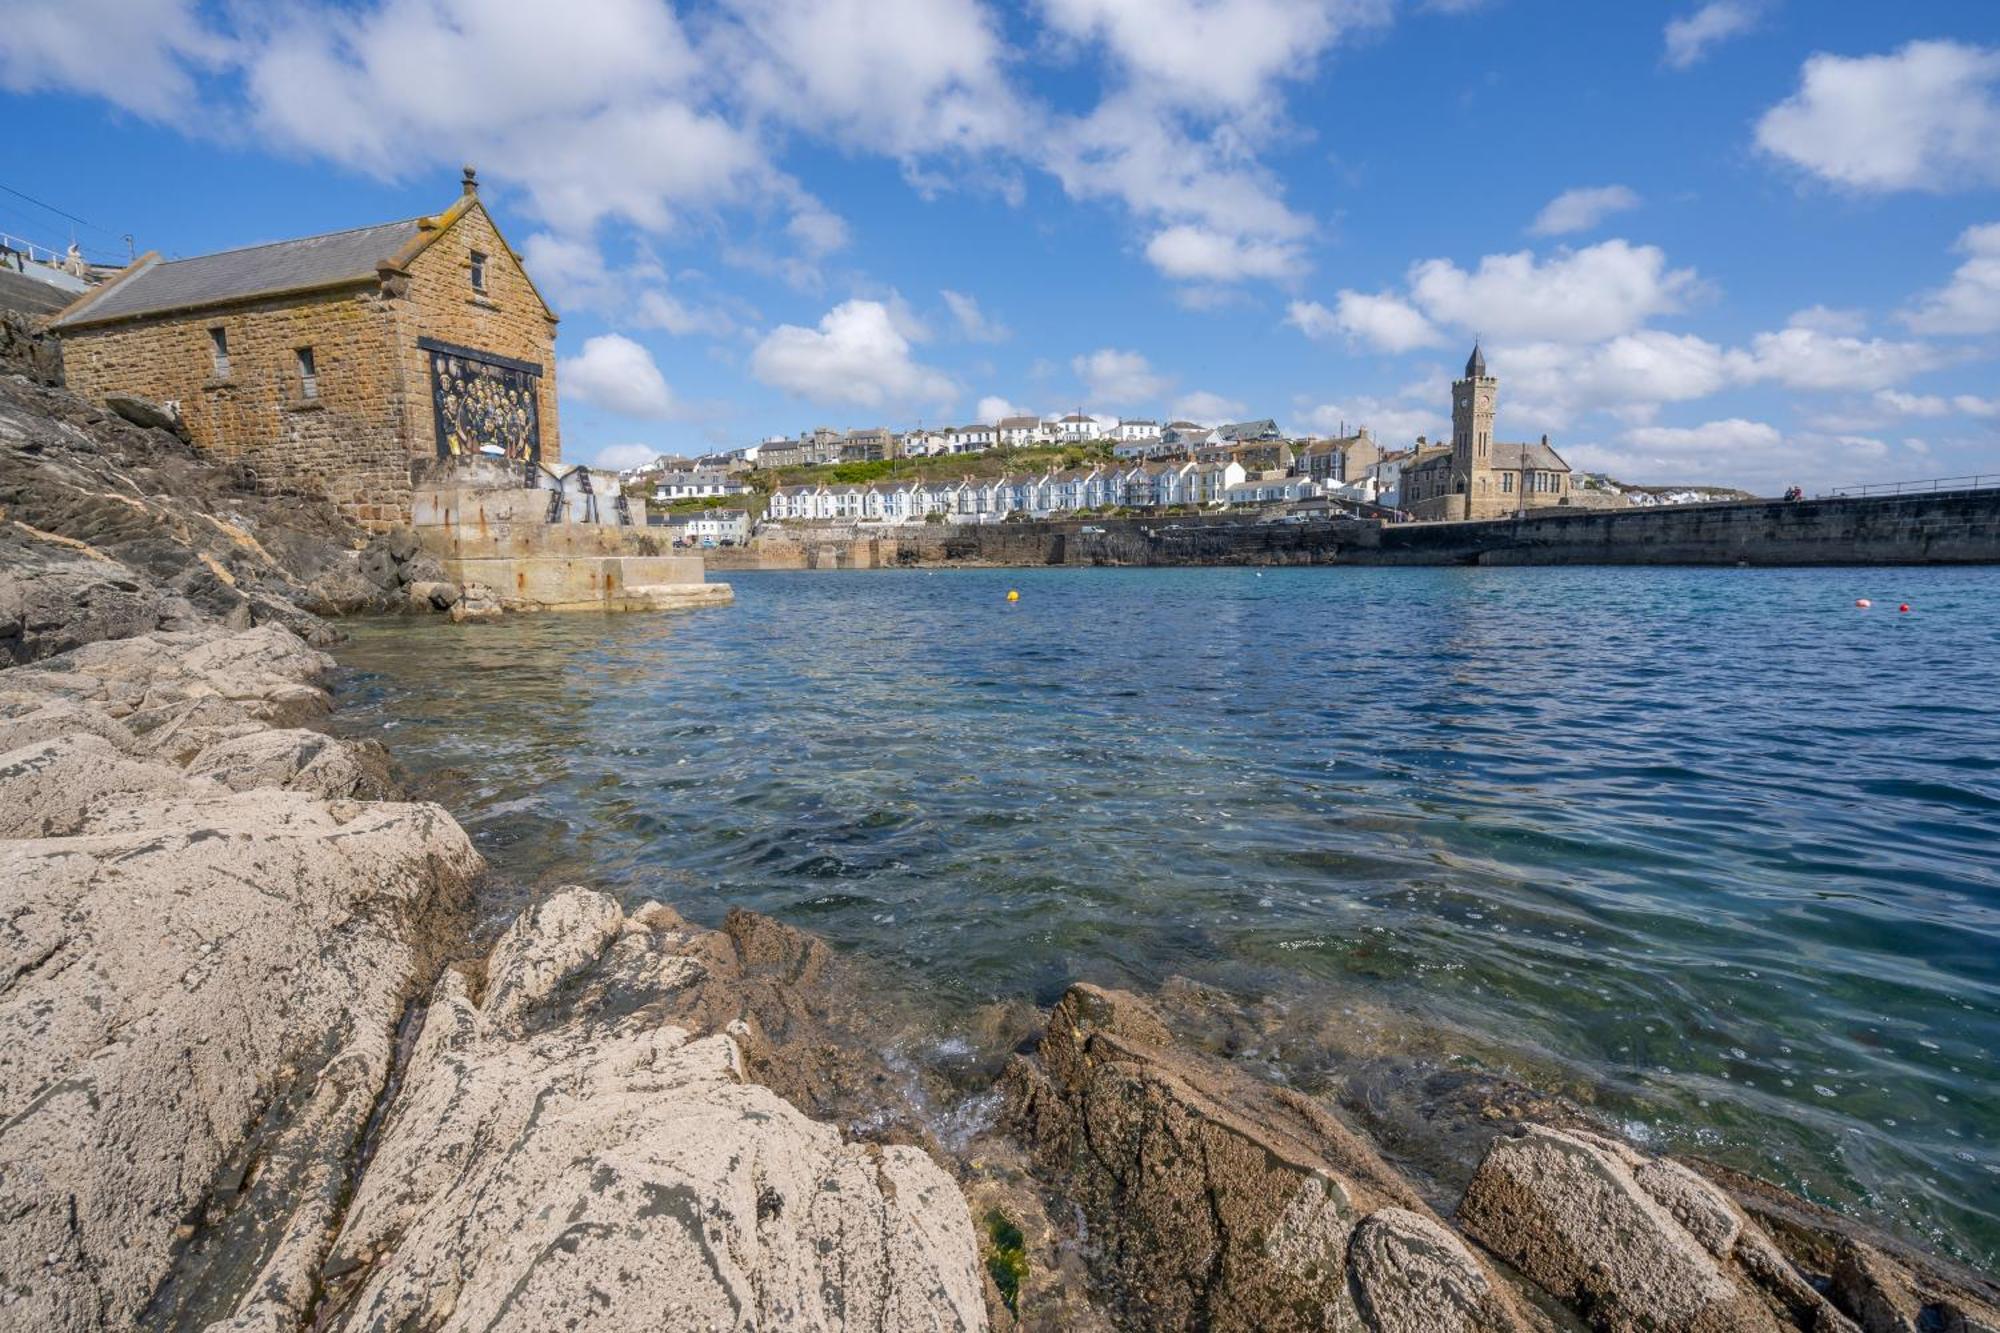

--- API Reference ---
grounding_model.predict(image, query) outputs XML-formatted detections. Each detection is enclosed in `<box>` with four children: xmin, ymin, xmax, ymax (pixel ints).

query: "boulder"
<box><xmin>312</xmin><ymin>887</ymin><xmax>988</xmax><ymax>1333</ymax></box>
<box><xmin>1002</xmin><ymin>983</ymin><xmax>1529</xmax><ymax>1333</ymax></box>
<box><xmin>0</xmin><ymin>692</ymin><xmax>136</xmax><ymax>753</ymax></box>
<box><xmin>0</xmin><ymin>732</ymin><xmax>203</xmax><ymax>837</ymax></box>
<box><xmin>404</xmin><ymin>580</ymin><xmax>460</xmax><ymax>611</ymax></box>
<box><xmin>400</xmin><ymin>551</ymin><xmax>449</xmax><ymax>585</ymax></box>
<box><xmin>357</xmin><ymin>544</ymin><xmax>400</xmax><ymax>590</ymax></box>
<box><xmin>0</xmin><ymin>790</ymin><xmax>479</xmax><ymax>1333</ymax></box>
<box><xmin>102</xmin><ymin>392</ymin><xmax>183</xmax><ymax>434</ymax></box>
<box><xmin>1349</xmin><ymin>1207</ymin><xmax>1513</xmax><ymax>1333</ymax></box>
<box><xmin>0</xmin><ymin>555</ymin><xmax>177</xmax><ymax>666</ymax></box>
<box><xmin>382</xmin><ymin>527</ymin><xmax>421</xmax><ymax>564</ymax></box>
<box><xmin>16</xmin><ymin>624</ymin><xmax>335</xmax><ymax>730</ymax></box>
<box><xmin>185</xmin><ymin>727</ymin><xmax>395</xmax><ymax>800</ymax></box>
<box><xmin>1457</xmin><ymin>1125</ymin><xmax>1794</xmax><ymax>1332</ymax></box>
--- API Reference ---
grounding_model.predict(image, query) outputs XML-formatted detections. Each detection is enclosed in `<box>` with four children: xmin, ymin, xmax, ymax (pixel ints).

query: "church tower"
<box><xmin>1451</xmin><ymin>343</ymin><xmax>1497</xmax><ymax>518</ymax></box>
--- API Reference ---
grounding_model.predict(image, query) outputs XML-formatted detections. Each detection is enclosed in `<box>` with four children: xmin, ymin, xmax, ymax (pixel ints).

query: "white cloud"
<box><xmin>633</xmin><ymin>287</ymin><xmax>737</xmax><ymax>338</ymax></box>
<box><xmin>1622</xmin><ymin>418</ymin><xmax>1782</xmax><ymax>454</ymax></box>
<box><xmin>942</xmin><ymin>289</ymin><xmax>1009</xmax><ymax>342</ymax></box>
<box><xmin>0</xmin><ymin>0</ymin><xmax>231</xmax><ymax>118</ymax></box>
<box><xmin>1039</xmin><ymin>0</ymin><xmax>1387</xmax><ymax>110</ymax></box>
<box><xmin>1955</xmin><ymin>394</ymin><xmax>2000</xmax><ymax>419</ymax></box>
<box><xmin>750</xmin><ymin>300</ymin><xmax>956</xmax><ymax>410</ymax></box>
<box><xmin>976</xmin><ymin>395</ymin><xmax>1028</xmax><ymax>422</ymax></box>
<box><xmin>1144</xmin><ymin>225</ymin><xmax>1305</xmax><ymax>282</ymax></box>
<box><xmin>559</xmin><ymin>334</ymin><xmax>678</xmax><ymax>419</ymax></box>
<box><xmin>591</xmin><ymin>442</ymin><xmax>663</xmax><ymax>470</ymax></box>
<box><xmin>1901</xmin><ymin>222</ymin><xmax>2000</xmax><ymax>335</ymax></box>
<box><xmin>1529</xmin><ymin>185</ymin><xmax>1641</xmax><ymax>237</ymax></box>
<box><xmin>1787</xmin><ymin>304</ymin><xmax>1867</xmax><ymax>336</ymax></box>
<box><xmin>722</xmin><ymin>0</ymin><xmax>1022</xmax><ymax>158</ymax></box>
<box><xmin>1408</xmin><ymin>240</ymin><xmax>1701</xmax><ymax>344</ymax></box>
<box><xmin>1756</xmin><ymin>41</ymin><xmax>2000</xmax><ymax>192</ymax></box>
<box><xmin>786</xmin><ymin>203</ymin><xmax>851</xmax><ymax>257</ymax></box>
<box><xmin>1300</xmin><ymin>398</ymin><xmax>1446</xmax><ymax>444</ymax></box>
<box><xmin>1073</xmin><ymin>348</ymin><xmax>1171</xmax><ymax>406</ymax></box>
<box><xmin>1289</xmin><ymin>292</ymin><xmax>1444</xmax><ymax>353</ymax></box>
<box><xmin>1737</xmin><ymin>326</ymin><xmax>1941</xmax><ymax>391</ymax></box>
<box><xmin>1873</xmin><ymin>390</ymin><xmax>1950</xmax><ymax>418</ymax></box>
<box><xmin>519</xmin><ymin>231</ymin><xmax>622</xmax><ymax>314</ymax></box>
<box><xmin>1662</xmin><ymin>2</ymin><xmax>1761</xmax><ymax>71</ymax></box>
<box><xmin>1171</xmin><ymin>390</ymin><xmax>1248</xmax><ymax>424</ymax></box>
<box><xmin>1566</xmin><ymin>420</ymin><xmax>1891</xmax><ymax>493</ymax></box>
<box><xmin>1494</xmin><ymin>331</ymin><xmax>1737</xmax><ymax>428</ymax></box>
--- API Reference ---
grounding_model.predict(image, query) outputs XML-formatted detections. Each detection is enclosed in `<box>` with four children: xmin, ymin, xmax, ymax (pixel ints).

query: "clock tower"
<box><xmin>1451</xmin><ymin>343</ymin><xmax>1497</xmax><ymax>520</ymax></box>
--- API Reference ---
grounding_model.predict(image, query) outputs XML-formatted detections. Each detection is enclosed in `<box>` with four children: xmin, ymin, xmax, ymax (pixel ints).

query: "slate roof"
<box><xmin>0</xmin><ymin>265</ymin><xmax>83</xmax><ymax>317</ymax></box>
<box><xmin>52</xmin><ymin>218</ymin><xmax>427</xmax><ymax>329</ymax></box>
<box><xmin>1491</xmin><ymin>440</ymin><xmax>1568</xmax><ymax>471</ymax></box>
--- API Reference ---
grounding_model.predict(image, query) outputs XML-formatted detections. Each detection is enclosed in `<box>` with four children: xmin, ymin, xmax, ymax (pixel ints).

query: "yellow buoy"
<box><xmin>1006</xmin><ymin>589</ymin><xmax>1020</xmax><ymax>602</ymax></box>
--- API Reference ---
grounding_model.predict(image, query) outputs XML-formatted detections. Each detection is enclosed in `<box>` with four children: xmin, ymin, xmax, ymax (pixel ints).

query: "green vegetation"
<box><xmin>754</xmin><ymin>441</ymin><xmax>1116</xmax><ymax>493</ymax></box>
<box><xmin>983</xmin><ymin>1209</ymin><xmax>1028</xmax><ymax>1317</ymax></box>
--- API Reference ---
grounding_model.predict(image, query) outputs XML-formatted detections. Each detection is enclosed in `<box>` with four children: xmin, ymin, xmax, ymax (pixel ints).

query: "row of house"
<box><xmin>721</xmin><ymin>413</ymin><xmax>1291</xmax><ymax>472</ymax></box>
<box><xmin>764</xmin><ymin>458</ymin><xmax>1327</xmax><ymax>524</ymax></box>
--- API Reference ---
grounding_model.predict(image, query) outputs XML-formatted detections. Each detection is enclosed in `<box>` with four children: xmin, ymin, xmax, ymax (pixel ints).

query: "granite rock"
<box><xmin>0</xmin><ymin>790</ymin><xmax>479</xmax><ymax>1332</ymax></box>
<box><xmin>1002</xmin><ymin>983</ymin><xmax>1529</xmax><ymax>1333</ymax></box>
<box><xmin>313</xmin><ymin>886</ymin><xmax>988</xmax><ymax>1333</ymax></box>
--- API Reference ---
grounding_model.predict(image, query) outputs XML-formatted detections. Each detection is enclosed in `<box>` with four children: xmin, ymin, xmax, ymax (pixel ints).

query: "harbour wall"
<box><xmin>706</xmin><ymin>487</ymin><xmax>2000</xmax><ymax>570</ymax></box>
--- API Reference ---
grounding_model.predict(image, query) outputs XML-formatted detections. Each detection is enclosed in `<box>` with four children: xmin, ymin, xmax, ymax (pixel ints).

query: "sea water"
<box><xmin>333</xmin><ymin>565</ymin><xmax>2000</xmax><ymax>1268</ymax></box>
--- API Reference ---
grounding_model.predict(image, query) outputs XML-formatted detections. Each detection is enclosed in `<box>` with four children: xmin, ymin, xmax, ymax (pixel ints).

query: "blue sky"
<box><xmin>4</xmin><ymin>0</ymin><xmax>1999</xmax><ymax>491</ymax></box>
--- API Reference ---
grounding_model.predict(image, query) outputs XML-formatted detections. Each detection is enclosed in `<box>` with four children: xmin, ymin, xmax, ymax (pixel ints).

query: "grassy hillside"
<box><xmin>623</xmin><ymin>442</ymin><xmax>1121</xmax><ymax>520</ymax></box>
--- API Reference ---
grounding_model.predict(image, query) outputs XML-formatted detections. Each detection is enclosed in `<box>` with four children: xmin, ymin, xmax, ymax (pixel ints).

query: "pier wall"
<box><xmin>713</xmin><ymin>488</ymin><xmax>2000</xmax><ymax>569</ymax></box>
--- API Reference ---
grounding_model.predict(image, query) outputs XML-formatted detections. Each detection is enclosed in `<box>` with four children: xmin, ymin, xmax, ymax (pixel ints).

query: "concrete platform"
<box><xmin>412</xmin><ymin>473</ymin><xmax>732</xmax><ymax>613</ymax></box>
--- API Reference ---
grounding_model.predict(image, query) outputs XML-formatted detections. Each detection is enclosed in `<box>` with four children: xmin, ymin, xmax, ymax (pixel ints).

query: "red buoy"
<box><xmin>1899</xmin><ymin>603</ymin><xmax>1911</xmax><ymax>613</ymax></box>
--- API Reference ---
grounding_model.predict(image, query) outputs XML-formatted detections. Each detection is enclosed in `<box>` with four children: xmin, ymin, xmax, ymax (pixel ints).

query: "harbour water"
<box><xmin>332</xmin><ymin>565</ymin><xmax>2000</xmax><ymax>1269</ymax></box>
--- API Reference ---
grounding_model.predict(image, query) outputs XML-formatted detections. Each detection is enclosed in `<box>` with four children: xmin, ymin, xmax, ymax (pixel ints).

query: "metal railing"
<box><xmin>1823</xmin><ymin>474</ymin><xmax>2000</xmax><ymax>499</ymax></box>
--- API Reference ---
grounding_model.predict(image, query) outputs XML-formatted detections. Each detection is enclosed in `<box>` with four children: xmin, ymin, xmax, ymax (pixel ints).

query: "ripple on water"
<box><xmin>333</xmin><ymin>565</ymin><xmax>2000</xmax><ymax>1271</ymax></box>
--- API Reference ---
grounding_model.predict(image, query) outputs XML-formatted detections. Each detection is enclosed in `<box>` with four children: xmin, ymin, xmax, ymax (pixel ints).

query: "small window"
<box><xmin>295</xmin><ymin>346</ymin><xmax>318</xmax><ymax>400</ymax></box>
<box><xmin>470</xmin><ymin>250</ymin><xmax>487</xmax><ymax>292</ymax></box>
<box><xmin>209</xmin><ymin>327</ymin><xmax>230</xmax><ymax>377</ymax></box>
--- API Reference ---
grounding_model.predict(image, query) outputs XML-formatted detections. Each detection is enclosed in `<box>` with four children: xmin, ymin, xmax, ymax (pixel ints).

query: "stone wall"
<box><xmin>57</xmin><ymin>200</ymin><xmax>561</xmax><ymax>534</ymax></box>
<box><xmin>745</xmin><ymin>487</ymin><xmax>2000</xmax><ymax>568</ymax></box>
<box><xmin>391</xmin><ymin>204</ymin><xmax>561</xmax><ymax>473</ymax></box>
<box><xmin>59</xmin><ymin>288</ymin><xmax>410</xmax><ymax>528</ymax></box>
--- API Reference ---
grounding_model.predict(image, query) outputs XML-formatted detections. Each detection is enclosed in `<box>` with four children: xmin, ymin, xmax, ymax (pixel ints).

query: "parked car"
<box><xmin>1079</xmin><ymin>525</ymin><xmax>1105</xmax><ymax>534</ymax></box>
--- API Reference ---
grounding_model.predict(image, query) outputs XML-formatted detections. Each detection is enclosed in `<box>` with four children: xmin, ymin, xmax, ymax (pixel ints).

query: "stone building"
<box><xmin>1403</xmin><ymin>345</ymin><xmax>1572</xmax><ymax>521</ymax></box>
<box><xmin>49</xmin><ymin>168</ymin><xmax>558</xmax><ymax>530</ymax></box>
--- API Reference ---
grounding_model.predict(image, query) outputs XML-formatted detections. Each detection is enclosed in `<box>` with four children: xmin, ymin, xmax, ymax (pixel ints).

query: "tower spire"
<box><xmin>1465</xmin><ymin>340</ymin><xmax>1486</xmax><ymax>379</ymax></box>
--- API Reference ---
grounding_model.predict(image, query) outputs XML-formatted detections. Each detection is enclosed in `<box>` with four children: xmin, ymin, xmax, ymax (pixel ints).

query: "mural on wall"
<box><xmin>423</xmin><ymin>338</ymin><xmax>541</xmax><ymax>463</ymax></box>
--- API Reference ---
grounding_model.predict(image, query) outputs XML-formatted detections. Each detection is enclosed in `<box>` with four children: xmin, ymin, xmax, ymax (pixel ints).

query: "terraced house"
<box><xmin>49</xmin><ymin>169</ymin><xmax>558</xmax><ymax>531</ymax></box>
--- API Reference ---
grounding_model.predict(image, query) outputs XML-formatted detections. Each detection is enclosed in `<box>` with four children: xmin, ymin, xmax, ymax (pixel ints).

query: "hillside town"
<box><xmin>618</xmin><ymin>347</ymin><xmax>1728</xmax><ymax>542</ymax></box>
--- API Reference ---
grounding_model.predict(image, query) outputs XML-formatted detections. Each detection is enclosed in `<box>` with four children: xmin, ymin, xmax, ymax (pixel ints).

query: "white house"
<box><xmin>1224</xmin><ymin>477</ymin><xmax>1320</xmax><ymax>507</ymax></box>
<box><xmin>660</xmin><ymin>508</ymin><xmax>751</xmax><ymax>544</ymax></box>
<box><xmin>653</xmin><ymin>468</ymin><xmax>750</xmax><ymax>501</ymax></box>
<box><xmin>953</xmin><ymin>423</ymin><xmax>997</xmax><ymax>452</ymax></box>
<box><xmin>996</xmin><ymin>415</ymin><xmax>1040</xmax><ymax>448</ymax></box>
<box><xmin>765</xmin><ymin>483</ymin><xmax>832</xmax><ymax>521</ymax></box>
<box><xmin>1052</xmin><ymin>413</ymin><xmax>1100</xmax><ymax>443</ymax></box>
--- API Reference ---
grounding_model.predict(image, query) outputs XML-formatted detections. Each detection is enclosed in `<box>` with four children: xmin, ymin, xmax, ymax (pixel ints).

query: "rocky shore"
<box><xmin>4</xmin><ymin>329</ymin><xmax>1998</xmax><ymax>1329</ymax></box>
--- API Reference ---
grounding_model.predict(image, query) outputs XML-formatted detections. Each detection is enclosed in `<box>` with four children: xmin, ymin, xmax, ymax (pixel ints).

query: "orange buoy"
<box><xmin>1855</xmin><ymin>598</ymin><xmax>1872</xmax><ymax>608</ymax></box>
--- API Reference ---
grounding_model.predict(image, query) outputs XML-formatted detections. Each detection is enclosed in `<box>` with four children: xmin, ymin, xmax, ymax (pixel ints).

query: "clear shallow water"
<box><xmin>333</xmin><ymin>566</ymin><xmax>2000</xmax><ymax>1268</ymax></box>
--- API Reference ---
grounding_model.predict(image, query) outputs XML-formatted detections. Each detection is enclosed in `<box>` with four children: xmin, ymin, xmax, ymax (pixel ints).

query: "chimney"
<box><xmin>462</xmin><ymin>164</ymin><xmax>479</xmax><ymax>197</ymax></box>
